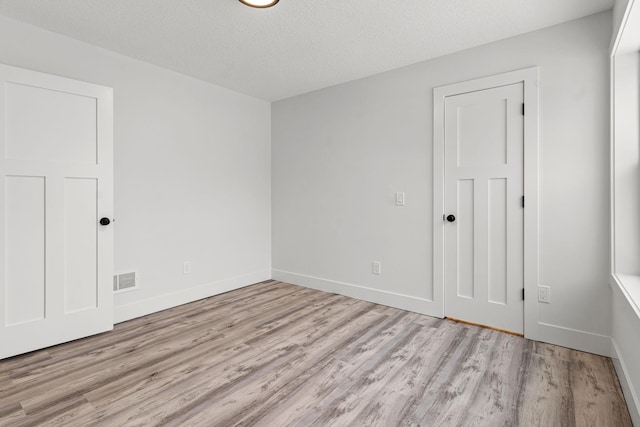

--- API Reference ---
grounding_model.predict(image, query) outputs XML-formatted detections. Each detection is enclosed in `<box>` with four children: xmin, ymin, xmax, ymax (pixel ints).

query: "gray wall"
<box><xmin>273</xmin><ymin>12</ymin><xmax>612</xmax><ymax>354</ymax></box>
<box><xmin>0</xmin><ymin>15</ymin><xmax>272</xmax><ymax>321</ymax></box>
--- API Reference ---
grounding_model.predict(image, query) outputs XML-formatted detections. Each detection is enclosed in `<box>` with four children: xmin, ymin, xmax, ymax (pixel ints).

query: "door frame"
<box><xmin>432</xmin><ymin>67</ymin><xmax>540</xmax><ymax>340</ymax></box>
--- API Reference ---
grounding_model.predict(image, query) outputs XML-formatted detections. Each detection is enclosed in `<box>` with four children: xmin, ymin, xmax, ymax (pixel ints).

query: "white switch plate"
<box><xmin>395</xmin><ymin>192</ymin><xmax>406</xmax><ymax>206</ymax></box>
<box><xmin>372</xmin><ymin>261</ymin><xmax>382</xmax><ymax>275</ymax></box>
<box><xmin>183</xmin><ymin>261</ymin><xmax>192</xmax><ymax>275</ymax></box>
<box><xmin>538</xmin><ymin>285</ymin><xmax>550</xmax><ymax>303</ymax></box>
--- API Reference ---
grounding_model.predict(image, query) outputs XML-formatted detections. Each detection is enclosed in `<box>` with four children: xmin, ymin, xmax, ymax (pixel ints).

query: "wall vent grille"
<box><xmin>113</xmin><ymin>272</ymin><xmax>138</xmax><ymax>293</ymax></box>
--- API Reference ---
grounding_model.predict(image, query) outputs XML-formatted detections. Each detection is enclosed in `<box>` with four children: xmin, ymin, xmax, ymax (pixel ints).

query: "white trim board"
<box><xmin>612</xmin><ymin>338</ymin><xmax>640</xmax><ymax>427</ymax></box>
<box><xmin>536</xmin><ymin>323</ymin><xmax>611</xmax><ymax>357</ymax></box>
<box><xmin>610</xmin><ymin>0</ymin><xmax>640</xmax><ymax>420</ymax></box>
<box><xmin>432</xmin><ymin>67</ymin><xmax>541</xmax><ymax>339</ymax></box>
<box><xmin>271</xmin><ymin>270</ymin><xmax>434</xmax><ymax>315</ymax></box>
<box><xmin>612</xmin><ymin>0</ymin><xmax>640</xmax><ymax>55</ymax></box>
<box><xmin>612</xmin><ymin>273</ymin><xmax>640</xmax><ymax>319</ymax></box>
<box><xmin>114</xmin><ymin>269</ymin><xmax>271</xmax><ymax>323</ymax></box>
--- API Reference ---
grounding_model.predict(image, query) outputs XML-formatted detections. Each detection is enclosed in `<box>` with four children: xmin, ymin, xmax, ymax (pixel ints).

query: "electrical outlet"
<box><xmin>395</xmin><ymin>192</ymin><xmax>406</xmax><ymax>206</ymax></box>
<box><xmin>538</xmin><ymin>285</ymin><xmax>551</xmax><ymax>304</ymax></box>
<box><xmin>372</xmin><ymin>261</ymin><xmax>382</xmax><ymax>275</ymax></box>
<box><xmin>183</xmin><ymin>261</ymin><xmax>191</xmax><ymax>275</ymax></box>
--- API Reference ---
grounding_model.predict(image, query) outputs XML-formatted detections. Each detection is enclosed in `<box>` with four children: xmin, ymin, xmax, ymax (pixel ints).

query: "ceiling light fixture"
<box><xmin>239</xmin><ymin>0</ymin><xmax>279</xmax><ymax>8</ymax></box>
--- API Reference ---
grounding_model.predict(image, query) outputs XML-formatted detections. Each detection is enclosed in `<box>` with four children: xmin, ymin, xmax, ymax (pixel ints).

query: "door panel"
<box><xmin>5</xmin><ymin>82</ymin><xmax>97</xmax><ymax>163</ymax></box>
<box><xmin>488</xmin><ymin>178</ymin><xmax>507</xmax><ymax>304</ymax></box>
<box><xmin>5</xmin><ymin>175</ymin><xmax>46</xmax><ymax>326</ymax></box>
<box><xmin>0</xmin><ymin>64</ymin><xmax>113</xmax><ymax>359</ymax></box>
<box><xmin>444</xmin><ymin>83</ymin><xmax>524</xmax><ymax>334</ymax></box>
<box><xmin>457</xmin><ymin>179</ymin><xmax>474</xmax><ymax>298</ymax></box>
<box><xmin>458</xmin><ymin>98</ymin><xmax>508</xmax><ymax>167</ymax></box>
<box><xmin>64</xmin><ymin>178</ymin><xmax>99</xmax><ymax>314</ymax></box>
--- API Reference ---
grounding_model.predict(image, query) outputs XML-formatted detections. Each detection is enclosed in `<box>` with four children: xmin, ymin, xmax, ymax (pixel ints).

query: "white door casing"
<box><xmin>433</xmin><ymin>67</ymin><xmax>540</xmax><ymax>340</ymax></box>
<box><xmin>0</xmin><ymin>64</ymin><xmax>113</xmax><ymax>359</ymax></box>
<box><xmin>444</xmin><ymin>83</ymin><xmax>524</xmax><ymax>334</ymax></box>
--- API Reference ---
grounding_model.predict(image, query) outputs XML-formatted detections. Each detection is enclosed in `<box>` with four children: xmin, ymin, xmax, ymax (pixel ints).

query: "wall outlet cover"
<box><xmin>538</xmin><ymin>285</ymin><xmax>551</xmax><ymax>304</ymax></box>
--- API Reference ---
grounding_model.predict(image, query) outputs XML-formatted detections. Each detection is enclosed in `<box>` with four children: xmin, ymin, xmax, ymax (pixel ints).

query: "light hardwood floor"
<box><xmin>0</xmin><ymin>280</ymin><xmax>632</xmax><ymax>426</ymax></box>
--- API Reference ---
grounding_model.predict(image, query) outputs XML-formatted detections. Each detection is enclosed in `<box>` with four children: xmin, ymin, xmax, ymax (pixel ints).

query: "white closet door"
<box><xmin>444</xmin><ymin>82</ymin><xmax>524</xmax><ymax>334</ymax></box>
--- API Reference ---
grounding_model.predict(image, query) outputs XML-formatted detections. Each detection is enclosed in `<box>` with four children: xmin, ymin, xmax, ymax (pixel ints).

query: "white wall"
<box><xmin>273</xmin><ymin>11</ymin><xmax>612</xmax><ymax>355</ymax></box>
<box><xmin>0</xmin><ymin>15</ymin><xmax>271</xmax><ymax>322</ymax></box>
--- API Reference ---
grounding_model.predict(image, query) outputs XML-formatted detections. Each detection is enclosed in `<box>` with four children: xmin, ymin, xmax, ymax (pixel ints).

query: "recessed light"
<box><xmin>239</xmin><ymin>0</ymin><xmax>279</xmax><ymax>8</ymax></box>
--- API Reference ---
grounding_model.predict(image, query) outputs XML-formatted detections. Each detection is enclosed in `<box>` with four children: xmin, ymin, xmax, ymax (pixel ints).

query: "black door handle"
<box><xmin>99</xmin><ymin>217</ymin><xmax>111</xmax><ymax>226</ymax></box>
<box><xmin>446</xmin><ymin>214</ymin><xmax>456</xmax><ymax>223</ymax></box>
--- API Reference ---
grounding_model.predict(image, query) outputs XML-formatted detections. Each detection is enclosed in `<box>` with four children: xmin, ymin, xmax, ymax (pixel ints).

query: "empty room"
<box><xmin>0</xmin><ymin>0</ymin><xmax>638</xmax><ymax>426</ymax></box>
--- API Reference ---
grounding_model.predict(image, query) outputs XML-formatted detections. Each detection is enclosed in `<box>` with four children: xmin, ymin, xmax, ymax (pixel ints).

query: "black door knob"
<box><xmin>446</xmin><ymin>214</ymin><xmax>456</xmax><ymax>223</ymax></box>
<box><xmin>99</xmin><ymin>217</ymin><xmax>111</xmax><ymax>226</ymax></box>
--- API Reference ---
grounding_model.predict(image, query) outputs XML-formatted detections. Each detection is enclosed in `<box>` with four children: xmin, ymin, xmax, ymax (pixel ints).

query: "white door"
<box><xmin>444</xmin><ymin>83</ymin><xmax>524</xmax><ymax>334</ymax></box>
<box><xmin>0</xmin><ymin>64</ymin><xmax>113</xmax><ymax>359</ymax></box>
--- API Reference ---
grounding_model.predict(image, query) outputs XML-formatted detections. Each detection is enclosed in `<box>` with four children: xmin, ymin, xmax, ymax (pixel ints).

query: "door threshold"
<box><xmin>445</xmin><ymin>317</ymin><xmax>524</xmax><ymax>337</ymax></box>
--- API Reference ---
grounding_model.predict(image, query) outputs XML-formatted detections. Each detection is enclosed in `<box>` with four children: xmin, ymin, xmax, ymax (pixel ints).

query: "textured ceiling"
<box><xmin>0</xmin><ymin>0</ymin><xmax>614</xmax><ymax>101</ymax></box>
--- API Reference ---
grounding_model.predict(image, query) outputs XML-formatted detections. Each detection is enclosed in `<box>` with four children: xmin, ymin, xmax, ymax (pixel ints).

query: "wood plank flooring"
<box><xmin>0</xmin><ymin>280</ymin><xmax>632</xmax><ymax>426</ymax></box>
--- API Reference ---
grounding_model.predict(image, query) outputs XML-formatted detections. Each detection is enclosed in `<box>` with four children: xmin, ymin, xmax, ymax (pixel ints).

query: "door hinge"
<box><xmin>521</xmin><ymin>196</ymin><xmax>525</xmax><ymax>208</ymax></box>
<box><xmin>522</xmin><ymin>103</ymin><xmax>525</xmax><ymax>115</ymax></box>
<box><xmin>522</xmin><ymin>288</ymin><xmax>525</xmax><ymax>300</ymax></box>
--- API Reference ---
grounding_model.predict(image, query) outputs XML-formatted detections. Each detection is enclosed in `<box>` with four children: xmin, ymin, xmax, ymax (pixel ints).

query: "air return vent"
<box><xmin>113</xmin><ymin>272</ymin><xmax>138</xmax><ymax>293</ymax></box>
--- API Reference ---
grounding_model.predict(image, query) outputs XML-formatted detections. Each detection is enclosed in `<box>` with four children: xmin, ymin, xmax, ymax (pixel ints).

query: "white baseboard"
<box><xmin>535</xmin><ymin>322</ymin><xmax>612</xmax><ymax>357</ymax></box>
<box><xmin>612</xmin><ymin>339</ymin><xmax>640</xmax><ymax>426</ymax></box>
<box><xmin>114</xmin><ymin>269</ymin><xmax>271</xmax><ymax>323</ymax></box>
<box><xmin>273</xmin><ymin>270</ymin><xmax>613</xmax><ymax>358</ymax></box>
<box><xmin>271</xmin><ymin>269</ymin><xmax>441</xmax><ymax>317</ymax></box>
